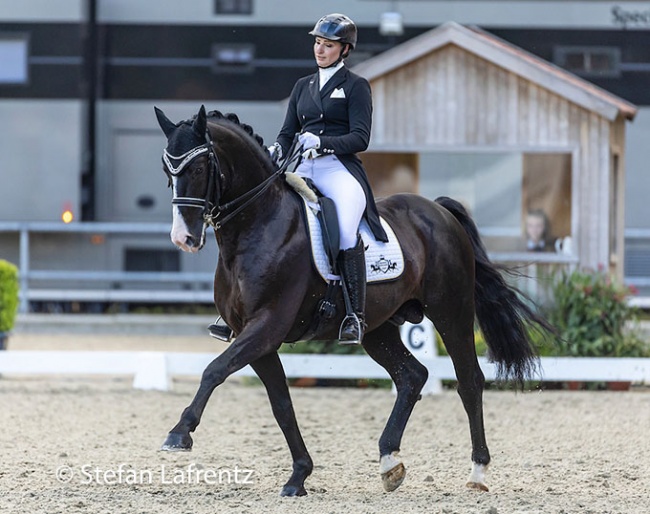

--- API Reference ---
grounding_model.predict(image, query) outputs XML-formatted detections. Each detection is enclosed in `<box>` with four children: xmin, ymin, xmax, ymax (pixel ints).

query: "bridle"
<box><xmin>163</xmin><ymin>129</ymin><xmax>301</xmax><ymax>231</ymax></box>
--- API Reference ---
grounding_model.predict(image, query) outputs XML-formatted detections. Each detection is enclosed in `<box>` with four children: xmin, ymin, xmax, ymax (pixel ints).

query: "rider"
<box><xmin>209</xmin><ymin>13</ymin><xmax>388</xmax><ymax>345</ymax></box>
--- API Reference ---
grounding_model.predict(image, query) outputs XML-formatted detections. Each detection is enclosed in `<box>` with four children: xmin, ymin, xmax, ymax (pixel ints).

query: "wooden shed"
<box><xmin>353</xmin><ymin>22</ymin><xmax>637</xmax><ymax>280</ymax></box>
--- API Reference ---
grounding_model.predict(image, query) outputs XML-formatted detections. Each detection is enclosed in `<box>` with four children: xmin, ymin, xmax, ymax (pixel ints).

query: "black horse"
<box><xmin>155</xmin><ymin>105</ymin><xmax>549</xmax><ymax>496</ymax></box>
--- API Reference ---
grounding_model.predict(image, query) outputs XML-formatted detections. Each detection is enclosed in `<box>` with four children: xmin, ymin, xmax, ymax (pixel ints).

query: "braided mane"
<box><xmin>181</xmin><ymin>109</ymin><xmax>272</xmax><ymax>161</ymax></box>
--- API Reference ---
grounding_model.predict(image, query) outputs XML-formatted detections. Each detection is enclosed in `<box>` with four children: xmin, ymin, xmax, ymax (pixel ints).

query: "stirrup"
<box><xmin>208</xmin><ymin>317</ymin><xmax>234</xmax><ymax>342</ymax></box>
<box><xmin>338</xmin><ymin>313</ymin><xmax>363</xmax><ymax>345</ymax></box>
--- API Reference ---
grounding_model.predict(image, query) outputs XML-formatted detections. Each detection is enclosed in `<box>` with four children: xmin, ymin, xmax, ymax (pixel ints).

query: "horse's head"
<box><xmin>155</xmin><ymin>105</ymin><xmax>215</xmax><ymax>253</ymax></box>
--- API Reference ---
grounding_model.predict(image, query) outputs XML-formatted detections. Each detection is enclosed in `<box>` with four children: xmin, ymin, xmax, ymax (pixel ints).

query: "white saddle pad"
<box><xmin>302</xmin><ymin>198</ymin><xmax>404</xmax><ymax>283</ymax></box>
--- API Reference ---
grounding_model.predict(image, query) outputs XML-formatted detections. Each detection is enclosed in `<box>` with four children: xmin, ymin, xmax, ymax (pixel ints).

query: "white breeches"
<box><xmin>295</xmin><ymin>155</ymin><xmax>367</xmax><ymax>250</ymax></box>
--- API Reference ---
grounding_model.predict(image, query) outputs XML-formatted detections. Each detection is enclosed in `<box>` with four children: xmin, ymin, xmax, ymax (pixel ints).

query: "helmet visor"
<box><xmin>315</xmin><ymin>20</ymin><xmax>341</xmax><ymax>39</ymax></box>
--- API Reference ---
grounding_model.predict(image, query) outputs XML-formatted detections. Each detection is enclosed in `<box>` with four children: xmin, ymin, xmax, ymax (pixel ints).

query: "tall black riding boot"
<box><xmin>338</xmin><ymin>237</ymin><xmax>367</xmax><ymax>345</ymax></box>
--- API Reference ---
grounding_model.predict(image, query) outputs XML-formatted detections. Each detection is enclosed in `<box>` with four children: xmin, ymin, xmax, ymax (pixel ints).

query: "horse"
<box><xmin>154</xmin><ymin>105</ymin><xmax>551</xmax><ymax>497</ymax></box>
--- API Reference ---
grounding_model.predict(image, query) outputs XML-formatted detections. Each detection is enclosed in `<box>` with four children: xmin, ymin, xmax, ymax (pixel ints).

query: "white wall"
<box><xmin>0</xmin><ymin>0</ymin><xmax>83</xmax><ymax>21</ymax></box>
<box><xmin>4</xmin><ymin>0</ymin><xmax>644</xmax><ymax>29</ymax></box>
<box><xmin>95</xmin><ymin>100</ymin><xmax>285</xmax><ymax>223</ymax></box>
<box><xmin>0</xmin><ymin>100</ymin><xmax>83</xmax><ymax>222</ymax></box>
<box><xmin>96</xmin><ymin>0</ymin><xmax>650</xmax><ymax>30</ymax></box>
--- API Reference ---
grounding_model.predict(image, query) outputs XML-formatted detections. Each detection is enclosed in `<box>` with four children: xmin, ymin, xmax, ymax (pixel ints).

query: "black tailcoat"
<box><xmin>276</xmin><ymin>67</ymin><xmax>388</xmax><ymax>242</ymax></box>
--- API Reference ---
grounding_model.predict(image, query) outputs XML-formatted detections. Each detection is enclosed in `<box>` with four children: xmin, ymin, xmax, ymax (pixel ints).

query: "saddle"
<box><xmin>284</xmin><ymin>172</ymin><xmax>406</xmax><ymax>338</ymax></box>
<box><xmin>284</xmin><ymin>172</ymin><xmax>404</xmax><ymax>283</ymax></box>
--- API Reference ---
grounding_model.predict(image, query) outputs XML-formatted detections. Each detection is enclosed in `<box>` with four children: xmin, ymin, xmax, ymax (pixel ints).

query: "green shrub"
<box><xmin>545</xmin><ymin>267</ymin><xmax>649</xmax><ymax>357</ymax></box>
<box><xmin>0</xmin><ymin>260</ymin><xmax>19</xmax><ymax>333</ymax></box>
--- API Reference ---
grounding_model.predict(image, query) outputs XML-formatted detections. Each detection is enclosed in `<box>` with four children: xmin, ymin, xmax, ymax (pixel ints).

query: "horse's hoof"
<box><xmin>466</xmin><ymin>481</ymin><xmax>489</xmax><ymax>492</ymax></box>
<box><xmin>466</xmin><ymin>462</ymin><xmax>489</xmax><ymax>491</ymax></box>
<box><xmin>280</xmin><ymin>484</ymin><xmax>307</xmax><ymax>497</ymax></box>
<box><xmin>380</xmin><ymin>452</ymin><xmax>406</xmax><ymax>492</ymax></box>
<box><xmin>160</xmin><ymin>432</ymin><xmax>193</xmax><ymax>452</ymax></box>
<box><xmin>381</xmin><ymin>462</ymin><xmax>406</xmax><ymax>492</ymax></box>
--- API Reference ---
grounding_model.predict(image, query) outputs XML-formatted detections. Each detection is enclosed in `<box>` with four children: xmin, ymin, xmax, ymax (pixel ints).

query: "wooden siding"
<box><xmin>370</xmin><ymin>46</ymin><xmax>599</xmax><ymax>149</ymax></box>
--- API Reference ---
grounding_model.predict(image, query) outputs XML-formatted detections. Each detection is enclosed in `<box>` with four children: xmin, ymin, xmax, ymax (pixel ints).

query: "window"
<box><xmin>0</xmin><ymin>33</ymin><xmax>29</xmax><ymax>84</ymax></box>
<box><xmin>418</xmin><ymin>151</ymin><xmax>572</xmax><ymax>254</ymax></box>
<box><xmin>214</xmin><ymin>0</ymin><xmax>253</xmax><ymax>15</ymax></box>
<box><xmin>554</xmin><ymin>46</ymin><xmax>621</xmax><ymax>78</ymax></box>
<box><xmin>212</xmin><ymin>43</ymin><xmax>255</xmax><ymax>73</ymax></box>
<box><xmin>125</xmin><ymin>249</ymin><xmax>180</xmax><ymax>272</ymax></box>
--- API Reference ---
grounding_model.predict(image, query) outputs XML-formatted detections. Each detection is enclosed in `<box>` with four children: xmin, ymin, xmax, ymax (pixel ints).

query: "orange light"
<box><xmin>62</xmin><ymin>210</ymin><xmax>74</xmax><ymax>224</ymax></box>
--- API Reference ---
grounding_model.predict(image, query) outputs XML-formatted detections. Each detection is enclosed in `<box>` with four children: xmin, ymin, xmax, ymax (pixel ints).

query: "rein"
<box><xmin>211</xmin><ymin>136</ymin><xmax>302</xmax><ymax>229</ymax></box>
<box><xmin>164</xmin><ymin>129</ymin><xmax>301</xmax><ymax>231</ymax></box>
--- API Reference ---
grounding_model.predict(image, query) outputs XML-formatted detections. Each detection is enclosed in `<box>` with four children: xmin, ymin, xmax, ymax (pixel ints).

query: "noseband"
<box><xmin>163</xmin><ymin>129</ymin><xmax>300</xmax><ymax>231</ymax></box>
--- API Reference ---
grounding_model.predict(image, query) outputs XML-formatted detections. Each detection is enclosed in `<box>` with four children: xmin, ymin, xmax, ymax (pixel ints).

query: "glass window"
<box><xmin>554</xmin><ymin>46</ymin><xmax>621</xmax><ymax>78</ymax></box>
<box><xmin>214</xmin><ymin>0</ymin><xmax>253</xmax><ymax>15</ymax></box>
<box><xmin>125</xmin><ymin>249</ymin><xmax>180</xmax><ymax>272</ymax></box>
<box><xmin>212</xmin><ymin>43</ymin><xmax>255</xmax><ymax>73</ymax></box>
<box><xmin>0</xmin><ymin>34</ymin><xmax>29</xmax><ymax>84</ymax></box>
<box><xmin>418</xmin><ymin>151</ymin><xmax>572</xmax><ymax>254</ymax></box>
<box><xmin>522</xmin><ymin>153</ymin><xmax>572</xmax><ymax>254</ymax></box>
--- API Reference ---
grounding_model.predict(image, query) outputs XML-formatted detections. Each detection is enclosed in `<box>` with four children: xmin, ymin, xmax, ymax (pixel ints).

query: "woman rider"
<box><xmin>210</xmin><ymin>13</ymin><xmax>387</xmax><ymax>345</ymax></box>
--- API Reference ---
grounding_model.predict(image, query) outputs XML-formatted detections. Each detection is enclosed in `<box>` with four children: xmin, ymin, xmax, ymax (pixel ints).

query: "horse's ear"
<box><xmin>193</xmin><ymin>105</ymin><xmax>207</xmax><ymax>137</ymax></box>
<box><xmin>154</xmin><ymin>106</ymin><xmax>177</xmax><ymax>138</ymax></box>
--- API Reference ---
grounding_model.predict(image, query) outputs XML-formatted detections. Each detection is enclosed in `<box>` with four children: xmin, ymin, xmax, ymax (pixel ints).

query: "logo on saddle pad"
<box><xmin>371</xmin><ymin>256</ymin><xmax>398</xmax><ymax>274</ymax></box>
<box><xmin>301</xmin><ymin>198</ymin><xmax>404</xmax><ymax>283</ymax></box>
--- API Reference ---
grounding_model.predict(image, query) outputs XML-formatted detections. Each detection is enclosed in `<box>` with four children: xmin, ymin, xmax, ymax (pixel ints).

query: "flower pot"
<box><xmin>606</xmin><ymin>381</ymin><xmax>631</xmax><ymax>391</ymax></box>
<box><xmin>565</xmin><ymin>381</ymin><xmax>583</xmax><ymax>391</ymax></box>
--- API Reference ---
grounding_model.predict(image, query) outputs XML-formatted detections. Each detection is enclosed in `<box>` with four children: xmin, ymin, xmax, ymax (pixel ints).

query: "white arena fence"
<box><xmin>1</xmin><ymin>320</ymin><xmax>649</xmax><ymax>392</ymax></box>
<box><xmin>0</xmin><ymin>351</ymin><xmax>649</xmax><ymax>393</ymax></box>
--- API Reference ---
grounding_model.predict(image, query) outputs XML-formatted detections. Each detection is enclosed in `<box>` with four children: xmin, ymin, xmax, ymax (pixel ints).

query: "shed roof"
<box><xmin>353</xmin><ymin>22</ymin><xmax>637</xmax><ymax>122</ymax></box>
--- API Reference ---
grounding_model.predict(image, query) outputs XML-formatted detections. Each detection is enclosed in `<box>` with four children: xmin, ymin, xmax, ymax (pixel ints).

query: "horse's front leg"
<box><xmin>249</xmin><ymin>351</ymin><xmax>313</xmax><ymax>496</ymax></box>
<box><xmin>160</xmin><ymin>321</ymin><xmax>282</xmax><ymax>452</ymax></box>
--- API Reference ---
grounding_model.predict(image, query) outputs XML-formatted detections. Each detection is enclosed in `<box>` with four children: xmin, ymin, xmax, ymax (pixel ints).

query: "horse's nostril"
<box><xmin>186</xmin><ymin>236</ymin><xmax>196</xmax><ymax>247</ymax></box>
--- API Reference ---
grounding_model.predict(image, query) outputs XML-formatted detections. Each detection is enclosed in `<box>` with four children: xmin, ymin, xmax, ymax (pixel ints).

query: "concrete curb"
<box><xmin>14</xmin><ymin>314</ymin><xmax>216</xmax><ymax>336</ymax></box>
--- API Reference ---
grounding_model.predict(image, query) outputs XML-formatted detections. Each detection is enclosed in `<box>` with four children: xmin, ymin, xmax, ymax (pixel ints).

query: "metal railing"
<box><xmin>0</xmin><ymin>222</ymin><xmax>214</xmax><ymax>313</ymax></box>
<box><xmin>0</xmin><ymin>221</ymin><xmax>593</xmax><ymax>314</ymax></box>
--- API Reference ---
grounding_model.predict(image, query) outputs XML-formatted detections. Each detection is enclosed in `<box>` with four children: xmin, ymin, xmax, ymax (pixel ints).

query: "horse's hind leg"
<box><xmin>249</xmin><ymin>351</ymin><xmax>313</xmax><ymax>497</ymax></box>
<box><xmin>434</xmin><ymin>314</ymin><xmax>490</xmax><ymax>492</ymax></box>
<box><xmin>362</xmin><ymin>323</ymin><xmax>429</xmax><ymax>492</ymax></box>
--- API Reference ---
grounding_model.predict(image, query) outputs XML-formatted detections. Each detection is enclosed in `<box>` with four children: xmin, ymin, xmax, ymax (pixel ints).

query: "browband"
<box><xmin>163</xmin><ymin>144</ymin><xmax>210</xmax><ymax>176</ymax></box>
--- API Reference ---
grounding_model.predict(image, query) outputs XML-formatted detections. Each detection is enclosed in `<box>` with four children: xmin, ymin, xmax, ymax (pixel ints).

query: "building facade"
<box><xmin>1</xmin><ymin>0</ymin><xmax>648</xmax><ymax>304</ymax></box>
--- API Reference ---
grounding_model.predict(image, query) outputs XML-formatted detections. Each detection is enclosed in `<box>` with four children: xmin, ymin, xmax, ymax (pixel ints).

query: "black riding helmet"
<box><xmin>309</xmin><ymin>13</ymin><xmax>357</xmax><ymax>66</ymax></box>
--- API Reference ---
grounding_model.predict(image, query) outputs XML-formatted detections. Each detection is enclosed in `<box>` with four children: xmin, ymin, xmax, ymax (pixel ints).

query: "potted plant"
<box><xmin>0</xmin><ymin>259</ymin><xmax>19</xmax><ymax>350</ymax></box>
<box><xmin>546</xmin><ymin>267</ymin><xmax>650</xmax><ymax>389</ymax></box>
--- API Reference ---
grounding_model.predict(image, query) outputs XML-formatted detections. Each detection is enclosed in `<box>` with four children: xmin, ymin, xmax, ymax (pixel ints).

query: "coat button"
<box><xmin>319</xmin><ymin>130</ymin><xmax>324</xmax><ymax>134</ymax></box>
<box><xmin>319</xmin><ymin>114</ymin><xmax>323</xmax><ymax>119</ymax></box>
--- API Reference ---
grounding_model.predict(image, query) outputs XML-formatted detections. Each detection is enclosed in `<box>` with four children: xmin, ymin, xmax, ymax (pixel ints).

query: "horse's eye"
<box><xmin>193</xmin><ymin>167</ymin><xmax>204</xmax><ymax>176</ymax></box>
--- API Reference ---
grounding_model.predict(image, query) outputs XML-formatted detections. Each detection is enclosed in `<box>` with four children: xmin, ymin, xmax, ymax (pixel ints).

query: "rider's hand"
<box><xmin>268</xmin><ymin>142</ymin><xmax>282</xmax><ymax>164</ymax></box>
<box><xmin>299</xmin><ymin>132</ymin><xmax>320</xmax><ymax>160</ymax></box>
<box><xmin>298</xmin><ymin>132</ymin><xmax>320</xmax><ymax>151</ymax></box>
<box><xmin>301</xmin><ymin>148</ymin><xmax>320</xmax><ymax>160</ymax></box>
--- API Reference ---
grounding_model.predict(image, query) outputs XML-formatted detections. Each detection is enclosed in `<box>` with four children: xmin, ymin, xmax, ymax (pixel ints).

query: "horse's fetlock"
<box><xmin>294</xmin><ymin>457</ymin><xmax>314</xmax><ymax>476</ymax></box>
<box><xmin>414</xmin><ymin>363</ymin><xmax>429</xmax><ymax>389</ymax></box>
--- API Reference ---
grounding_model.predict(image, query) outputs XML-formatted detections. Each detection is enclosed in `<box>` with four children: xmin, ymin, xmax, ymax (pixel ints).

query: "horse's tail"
<box><xmin>435</xmin><ymin>196</ymin><xmax>551</xmax><ymax>387</ymax></box>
